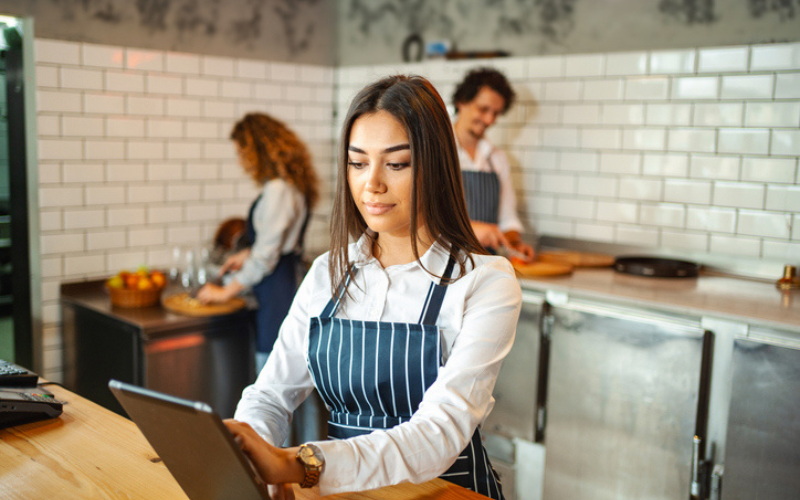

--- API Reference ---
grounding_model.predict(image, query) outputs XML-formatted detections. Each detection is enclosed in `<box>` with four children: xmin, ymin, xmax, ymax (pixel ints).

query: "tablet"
<box><xmin>109</xmin><ymin>380</ymin><xmax>268</xmax><ymax>500</ymax></box>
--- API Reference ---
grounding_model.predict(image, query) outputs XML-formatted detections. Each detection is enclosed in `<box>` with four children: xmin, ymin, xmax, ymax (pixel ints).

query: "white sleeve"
<box><xmin>232</xmin><ymin>181</ymin><xmax>302</xmax><ymax>288</ymax></box>
<box><xmin>492</xmin><ymin>150</ymin><xmax>525</xmax><ymax>234</ymax></box>
<box><xmin>232</xmin><ymin>256</ymin><xmax>322</xmax><ymax>445</ymax></box>
<box><xmin>312</xmin><ymin>259</ymin><xmax>522</xmax><ymax>495</ymax></box>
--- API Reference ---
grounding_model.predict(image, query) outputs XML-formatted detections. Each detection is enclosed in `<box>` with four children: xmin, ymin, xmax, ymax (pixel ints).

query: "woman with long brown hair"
<box><xmin>198</xmin><ymin>113</ymin><xmax>318</xmax><ymax>371</ymax></box>
<box><xmin>224</xmin><ymin>77</ymin><xmax>521</xmax><ymax>500</ymax></box>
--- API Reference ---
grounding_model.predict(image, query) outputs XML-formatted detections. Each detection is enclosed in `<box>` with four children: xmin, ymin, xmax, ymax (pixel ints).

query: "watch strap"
<box><xmin>297</xmin><ymin>444</ymin><xmax>323</xmax><ymax>488</ymax></box>
<box><xmin>298</xmin><ymin>465</ymin><xmax>321</xmax><ymax>489</ymax></box>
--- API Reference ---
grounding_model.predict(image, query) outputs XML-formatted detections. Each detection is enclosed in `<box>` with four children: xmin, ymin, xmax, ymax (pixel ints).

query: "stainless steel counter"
<box><xmin>518</xmin><ymin>267</ymin><xmax>800</xmax><ymax>334</ymax></box>
<box><xmin>60</xmin><ymin>280</ymin><xmax>257</xmax><ymax>338</ymax></box>
<box><xmin>506</xmin><ymin>265</ymin><xmax>800</xmax><ymax>500</ymax></box>
<box><xmin>60</xmin><ymin>279</ymin><xmax>257</xmax><ymax>418</ymax></box>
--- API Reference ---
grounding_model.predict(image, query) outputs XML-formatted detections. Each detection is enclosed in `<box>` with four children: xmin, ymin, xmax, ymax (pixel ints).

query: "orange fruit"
<box><xmin>137</xmin><ymin>277</ymin><xmax>154</xmax><ymax>290</ymax></box>
<box><xmin>125</xmin><ymin>274</ymin><xmax>140</xmax><ymax>289</ymax></box>
<box><xmin>150</xmin><ymin>271</ymin><xmax>166</xmax><ymax>288</ymax></box>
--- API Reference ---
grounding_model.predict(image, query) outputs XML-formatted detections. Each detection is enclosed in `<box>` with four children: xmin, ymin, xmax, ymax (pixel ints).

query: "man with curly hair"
<box><xmin>453</xmin><ymin>68</ymin><xmax>535</xmax><ymax>261</ymax></box>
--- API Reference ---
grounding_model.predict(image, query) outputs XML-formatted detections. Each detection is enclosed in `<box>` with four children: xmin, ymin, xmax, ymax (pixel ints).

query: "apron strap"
<box><xmin>320</xmin><ymin>265</ymin><xmax>356</xmax><ymax>318</ymax></box>
<box><xmin>244</xmin><ymin>194</ymin><xmax>262</xmax><ymax>247</ymax></box>
<box><xmin>321</xmin><ymin>251</ymin><xmax>456</xmax><ymax>323</ymax></box>
<box><xmin>294</xmin><ymin>203</ymin><xmax>311</xmax><ymax>255</ymax></box>
<box><xmin>419</xmin><ymin>254</ymin><xmax>457</xmax><ymax>326</ymax></box>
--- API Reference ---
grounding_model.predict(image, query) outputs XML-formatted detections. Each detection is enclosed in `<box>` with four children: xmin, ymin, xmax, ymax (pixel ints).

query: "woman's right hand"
<box><xmin>223</xmin><ymin>419</ymin><xmax>304</xmax><ymax>499</ymax></box>
<box><xmin>220</xmin><ymin>248</ymin><xmax>252</xmax><ymax>275</ymax></box>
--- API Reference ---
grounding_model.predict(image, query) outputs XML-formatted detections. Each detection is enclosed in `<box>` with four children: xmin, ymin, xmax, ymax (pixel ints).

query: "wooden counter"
<box><xmin>0</xmin><ymin>383</ymin><xmax>485</xmax><ymax>500</ymax></box>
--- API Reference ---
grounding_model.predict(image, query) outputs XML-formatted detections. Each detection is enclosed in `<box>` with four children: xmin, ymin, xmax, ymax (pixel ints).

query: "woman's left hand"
<box><xmin>223</xmin><ymin>419</ymin><xmax>302</xmax><ymax>498</ymax></box>
<box><xmin>196</xmin><ymin>282</ymin><xmax>242</xmax><ymax>304</ymax></box>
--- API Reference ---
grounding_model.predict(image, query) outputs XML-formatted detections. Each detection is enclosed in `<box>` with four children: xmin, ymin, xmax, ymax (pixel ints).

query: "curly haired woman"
<box><xmin>198</xmin><ymin>113</ymin><xmax>319</xmax><ymax>371</ymax></box>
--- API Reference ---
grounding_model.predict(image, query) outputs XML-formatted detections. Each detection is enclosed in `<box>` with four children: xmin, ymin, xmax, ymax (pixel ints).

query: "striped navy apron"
<box><xmin>246</xmin><ymin>194</ymin><xmax>309</xmax><ymax>353</ymax></box>
<box><xmin>306</xmin><ymin>256</ymin><xmax>505</xmax><ymax>500</ymax></box>
<box><xmin>461</xmin><ymin>155</ymin><xmax>500</xmax><ymax>225</ymax></box>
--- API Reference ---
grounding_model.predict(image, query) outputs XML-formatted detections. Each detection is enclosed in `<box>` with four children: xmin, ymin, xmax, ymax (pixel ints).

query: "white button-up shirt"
<box><xmin>231</xmin><ymin>178</ymin><xmax>307</xmax><ymax>288</ymax></box>
<box><xmin>456</xmin><ymin>137</ymin><xmax>525</xmax><ymax>234</ymax></box>
<box><xmin>234</xmin><ymin>235</ymin><xmax>522</xmax><ymax>495</ymax></box>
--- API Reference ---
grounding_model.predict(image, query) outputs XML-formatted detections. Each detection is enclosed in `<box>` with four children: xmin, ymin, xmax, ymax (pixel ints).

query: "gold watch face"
<box><xmin>299</xmin><ymin>444</ymin><xmax>323</xmax><ymax>468</ymax></box>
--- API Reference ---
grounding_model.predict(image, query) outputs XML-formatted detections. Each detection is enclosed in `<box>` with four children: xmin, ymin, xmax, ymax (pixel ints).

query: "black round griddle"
<box><xmin>614</xmin><ymin>256</ymin><xmax>700</xmax><ymax>278</ymax></box>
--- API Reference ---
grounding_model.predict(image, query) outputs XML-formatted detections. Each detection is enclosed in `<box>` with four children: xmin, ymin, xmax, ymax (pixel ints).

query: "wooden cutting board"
<box><xmin>162</xmin><ymin>292</ymin><xmax>247</xmax><ymax>317</ymax></box>
<box><xmin>537</xmin><ymin>250</ymin><xmax>615</xmax><ymax>268</ymax></box>
<box><xmin>512</xmin><ymin>261</ymin><xmax>574</xmax><ymax>277</ymax></box>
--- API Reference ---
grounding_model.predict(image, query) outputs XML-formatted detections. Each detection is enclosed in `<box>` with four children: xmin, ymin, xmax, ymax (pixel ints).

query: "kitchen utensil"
<box><xmin>537</xmin><ymin>251</ymin><xmax>615</xmax><ymax>268</ymax></box>
<box><xmin>512</xmin><ymin>261</ymin><xmax>573</xmax><ymax>277</ymax></box>
<box><xmin>614</xmin><ymin>256</ymin><xmax>700</xmax><ymax>278</ymax></box>
<box><xmin>162</xmin><ymin>292</ymin><xmax>247</xmax><ymax>317</ymax></box>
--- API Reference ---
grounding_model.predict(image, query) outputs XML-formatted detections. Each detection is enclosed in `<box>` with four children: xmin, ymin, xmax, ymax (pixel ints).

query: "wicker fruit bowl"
<box><xmin>105</xmin><ymin>284</ymin><xmax>165</xmax><ymax>308</ymax></box>
<box><xmin>105</xmin><ymin>268</ymin><xmax>168</xmax><ymax>308</ymax></box>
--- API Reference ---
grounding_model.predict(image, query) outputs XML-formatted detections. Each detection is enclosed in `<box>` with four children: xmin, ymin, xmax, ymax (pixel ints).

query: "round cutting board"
<box><xmin>512</xmin><ymin>261</ymin><xmax>574</xmax><ymax>277</ymax></box>
<box><xmin>162</xmin><ymin>292</ymin><xmax>247</xmax><ymax>317</ymax></box>
<box><xmin>537</xmin><ymin>250</ymin><xmax>615</xmax><ymax>268</ymax></box>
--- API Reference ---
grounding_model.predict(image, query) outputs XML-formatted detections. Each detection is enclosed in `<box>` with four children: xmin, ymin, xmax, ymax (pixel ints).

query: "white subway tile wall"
<box><xmin>335</xmin><ymin>42</ymin><xmax>798</xmax><ymax>264</ymax></box>
<box><xmin>34</xmin><ymin>39</ymin><xmax>800</xmax><ymax>377</ymax></box>
<box><xmin>35</xmin><ymin>39</ymin><xmax>335</xmax><ymax>380</ymax></box>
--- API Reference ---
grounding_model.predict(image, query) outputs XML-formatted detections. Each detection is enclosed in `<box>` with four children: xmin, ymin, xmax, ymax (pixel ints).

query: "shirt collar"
<box><xmin>453</xmin><ymin>130</ymin><xmax>494</xmax><ymax>165</ymax></box>
<box><xmin>350</xmin><ymin>233</ymin><xmax>454</xmax><ymax>284</ymax></box>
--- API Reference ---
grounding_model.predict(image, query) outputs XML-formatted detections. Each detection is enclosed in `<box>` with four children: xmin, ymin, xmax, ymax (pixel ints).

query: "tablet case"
<box><xmin>109</xmin><ymin>380</ymin><xmax>268</xmax><ymax>500</ymax></box>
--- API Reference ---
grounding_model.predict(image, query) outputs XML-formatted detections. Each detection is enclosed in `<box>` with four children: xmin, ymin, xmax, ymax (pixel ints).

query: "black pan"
<box><xmin>614</xmin><ymin>256</ymin><xmax>700</xmax><ymax>278</ymax></box>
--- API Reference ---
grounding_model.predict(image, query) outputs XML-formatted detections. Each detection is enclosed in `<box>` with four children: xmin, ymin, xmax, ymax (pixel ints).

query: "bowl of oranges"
<box><xmin>105</xmin><ymin>267</ymin><xmax>168</xmax><ymax>308</ymax></box>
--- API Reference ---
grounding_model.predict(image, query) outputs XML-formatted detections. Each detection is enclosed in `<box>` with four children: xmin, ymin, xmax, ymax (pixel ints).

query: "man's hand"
<box><xmin>471</xmin><ymin>221</ymin><xmax>510</xmax><ymax>249</ymax></box>
<box><xmin>504</xmin><ymin>230</ymin><xmax>535</xmax><ymax>262</ymax></box>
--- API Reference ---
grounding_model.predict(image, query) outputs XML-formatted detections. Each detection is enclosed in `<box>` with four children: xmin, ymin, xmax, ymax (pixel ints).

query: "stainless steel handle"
<box><xmin>691</xmin><ymin>435</ymin><xmax>702</xmax><ymax>499</ymax></box>
<box><xmin>709</xmin><ymin>464</ymin><xmax>723</xmax><ymax>500</ymax></box>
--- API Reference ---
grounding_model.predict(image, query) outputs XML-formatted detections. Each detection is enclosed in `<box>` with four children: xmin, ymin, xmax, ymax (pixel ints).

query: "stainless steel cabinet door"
<box><xmin>722</xmin><ymin>332</ymin><xmax>800</xmax><ymax>500</ymax></box>
<box><xmin>144</xmin><ymin>325</ymin><xmax>255</xmax><ymax>419</ymax></box>
<box><xmin>484</xmin><ymin>291</ymin><xmax>544</xmax><ymax>441</ymax></box>
<box><xmin>543</xmin><ymin>301</ymin><xmax>708</xmax><ymax>500</ymax></box>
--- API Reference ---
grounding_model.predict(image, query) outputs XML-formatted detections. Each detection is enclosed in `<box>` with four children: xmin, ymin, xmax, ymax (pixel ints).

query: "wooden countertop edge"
<box><xmin>1</xmin><ymin>383</ymin><xmax>487</xmax><ymax>500</ymax></box>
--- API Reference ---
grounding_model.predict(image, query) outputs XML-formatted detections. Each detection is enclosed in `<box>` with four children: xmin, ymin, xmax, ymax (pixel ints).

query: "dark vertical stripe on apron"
<box><xmin>461</xmin><ymin>158</ymin><xmax>501</xmax><ymax>225</ymax></box>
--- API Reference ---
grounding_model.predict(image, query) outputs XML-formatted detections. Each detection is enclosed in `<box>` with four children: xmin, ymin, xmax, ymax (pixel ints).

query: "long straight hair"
<box><xmin>330</xmin><ymin>75</ymin><xmax>486</xmax><ymax>299</ymax></box>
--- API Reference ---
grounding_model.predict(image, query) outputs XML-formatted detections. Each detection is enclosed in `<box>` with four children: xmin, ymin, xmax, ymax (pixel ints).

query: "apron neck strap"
<box><xmin>319</xmin><ymin>251</ymin><xmax>458</xmax><ymax>324</ymax></box>
<box><xmin>419</xmin><ymin>253</ymin><xmax>457</xmax><ymax>326</ymax></box>
<box><xmin>320</xmin><ymin>265</ymin><xmax>356</xmax><ymax>318</ymax></box>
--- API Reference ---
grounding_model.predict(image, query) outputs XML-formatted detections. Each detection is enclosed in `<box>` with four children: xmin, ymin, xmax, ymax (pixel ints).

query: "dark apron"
<box><xmin>461</xmin><ymin>155</ymin><xmax>500</xmax><ymax>225</ymax></box>
<box><xmin>306</xmin><ymin>256</ymin><xmax>505</xmax><ymax>500</ymax></box>
<box><xmin>246</xmin><ymin>194</ymin><xmax>309</xmax><ymax>353</ymax></box>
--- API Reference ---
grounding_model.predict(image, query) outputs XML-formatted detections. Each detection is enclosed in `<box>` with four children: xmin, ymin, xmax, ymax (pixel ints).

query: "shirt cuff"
<box><xmin>314</xmin><ymin>439</ymin><xmax>357</xmax><ymax>495</ymax></box>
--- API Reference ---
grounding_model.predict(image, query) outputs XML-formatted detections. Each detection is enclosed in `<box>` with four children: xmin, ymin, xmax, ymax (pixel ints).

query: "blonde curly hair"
<box><xmin>230</xmin><ymin>113</ymin><xmax>319</xmax><ymax>208</ymax></box>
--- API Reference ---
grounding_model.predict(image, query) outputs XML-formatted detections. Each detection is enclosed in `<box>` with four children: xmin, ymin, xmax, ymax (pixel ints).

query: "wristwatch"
<box><xmin>296</xmin><ymin>443</ymin><xmax>324</xmax><ymax>488</ymax></box>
